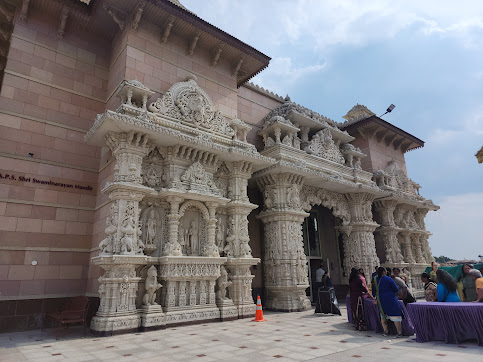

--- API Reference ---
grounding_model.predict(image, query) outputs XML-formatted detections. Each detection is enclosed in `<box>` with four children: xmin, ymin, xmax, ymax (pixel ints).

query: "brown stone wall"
<box><xmin>237</xmin><ymin>86</ymin><xmax>283</xmax><ymax>151</ymax></box>
<box><xmin>350</xmin><ymin>135</ymin><xmax>408</xmax><ymax>175</ymax></box>
<box><xmin>0</xmin><ymin>7</ymin><xmax>110</xmax><ymax>302</ymax></box>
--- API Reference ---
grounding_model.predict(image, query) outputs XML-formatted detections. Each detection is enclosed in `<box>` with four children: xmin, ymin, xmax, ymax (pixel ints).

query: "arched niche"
<box><xmin>178</xmin><ymin>200</ymin><xmax>210</xmax><ymax>256</ymax></box>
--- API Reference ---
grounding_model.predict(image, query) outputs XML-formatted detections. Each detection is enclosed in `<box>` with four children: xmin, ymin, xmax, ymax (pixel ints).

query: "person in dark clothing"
<box><xmin>314</xmin><ymin>273</ymin><xmax>341</xmax><ymax>315</ymax></box>
<box><xmin>349</xmin><ymin>268</ymin><xmax>367</xmax><ymax>331</ymax></box>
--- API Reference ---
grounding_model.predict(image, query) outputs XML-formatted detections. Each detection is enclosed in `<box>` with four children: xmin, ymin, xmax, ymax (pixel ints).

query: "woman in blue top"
<box><xmin>372</xmin><ymin>267</ymin><xmax>403</xmax><ymax>337</ymax></box>
<box><xmin>436</xmin><ymin>269</ymin><xmax>461</xmax><ymax>302</ymax></box>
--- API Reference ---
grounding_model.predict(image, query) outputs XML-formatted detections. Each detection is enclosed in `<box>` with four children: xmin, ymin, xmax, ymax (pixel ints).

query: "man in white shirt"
<box><xmin>315</xmin><ymin>263</ymin><xmax>325</xmax><ymax>284</ymax></box>
<box><xmin>314</xmin><ymin>262</ymin><xmax>326</xmax><ymax>298</ymax></box>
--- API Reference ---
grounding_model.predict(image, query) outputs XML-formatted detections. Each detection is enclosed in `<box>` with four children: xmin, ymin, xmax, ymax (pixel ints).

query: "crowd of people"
<box><xmin>348</xmin><ymin>262</ymin><xmax>483</xmax><ymax>336</ymax></box>
<box><xmin>349</xmin><ymin>266</ymin><xmax>411</xmax><ymax>337</ymax></box>
<box><xmin>424</xmin><ymin>262</ymin><xmax>483</xmax><ymax>302</ymax></box>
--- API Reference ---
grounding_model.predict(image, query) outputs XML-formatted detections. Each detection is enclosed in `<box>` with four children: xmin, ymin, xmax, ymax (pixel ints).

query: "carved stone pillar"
<box><xmin>204</xmin><ymin>202</ymin><xmax>220</xmax><ymax>257</ymax></box>
<box><xmin>99</xmin><ymin>132</ymin><xmax>152</xmax><ymax>256</ymax></box>
<box><xmin>91</xmin><ymin>255</ymin><xmax>148</xmax><ymax>335</ymax></box>
<box><xmin>344</xmin><ymin>193</ymin><xmax>380</xmax><ymax>278</ymax></box>
<box><xmin>412</xmin><ymin>234</ymin><xmax>425</xmax><ymax>263</ymax></box>
<box><xmin>165</xmin><ymin>196</ymin><xmax>183</xmax><ymax>256</ymax></box>
<box><xmin>374</xmin><ymin>199</ymin><xmax>403</xmax><ymax>264</ymax></box>
<box><xmin>223</xmin><ymin>161</ymin><xmax>260</xmax><ymax>317</ymax></box>
<box><xmin>419</xmin><ymin>234</ymin><xmax>433</xmax><ymax>263</ymax></box>
<box><xmin>256</xmin><ymin>173</ymin><xmax>311</xmax><ymax>312</ymax></box>
<box><xmin>377</xmin><ymin>228</ymin><xmax>403</xmax><ymax>264</ymax></box>
<box><xmin>225</xmin><ymin>258</ymin><xmax>258</xmax><ymax>318</ymax></box>
<box><xmin>92</xmin><ymin>132</ymin><xmax>154</xmax><ymax>335</ymax></box>
<box><xmin>400</xmin><ymin>232</ymin><xmax>416</xmax><ymax>264</ymax></box>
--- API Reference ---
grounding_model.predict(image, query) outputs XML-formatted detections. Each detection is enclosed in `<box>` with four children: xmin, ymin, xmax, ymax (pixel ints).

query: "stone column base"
<box><xmin>216</xmin><ymin>299</ymin><xmax>239</xmax><ymax>321</ymax></box>
<box><xmin>164</xmin><ymin>306</ymin><xmax>221</xmax><ymax>326</ymax></box>
<box><xmin>90</xmin><ymin>314</ymin><xmax>142</xmax><ymax>336</ymax></box>
<box><xmin>236</xmin><ymin>303</ymin><xmax>257</xmax><ymax>319</ymax></box>
<box><xmin>140</xmin><ymin>305</ymin><xmax>165</xmax><ymax>329</ymax></box>
<box><xmin>266</xmin><ymin>285</ymin><xmax>311</xmax><ymax>312</ymax></box>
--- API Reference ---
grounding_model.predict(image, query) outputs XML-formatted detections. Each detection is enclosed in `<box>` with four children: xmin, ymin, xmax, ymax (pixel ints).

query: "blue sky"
<box><xmin>184</xmin><ymin>0</ymin><xmax>483</xmax><ymax>260</ymax></box>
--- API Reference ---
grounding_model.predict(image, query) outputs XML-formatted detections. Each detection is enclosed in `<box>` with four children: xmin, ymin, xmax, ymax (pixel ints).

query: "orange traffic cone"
<box><xmin>252</xmin><ymin>295</ymin><xmax>267</xmax><ymax>322</ymax></box>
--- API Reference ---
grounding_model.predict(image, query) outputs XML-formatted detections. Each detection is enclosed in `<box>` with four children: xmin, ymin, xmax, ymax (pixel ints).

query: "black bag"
<box><xmin>403</xmin><ymin>289</ymin><xmax>416</xmax><ymax>304</ymax></box>
<box><xmin>315</xmin><ymin>287</ymin><xmax>341</xmax><ymax>315</ymax></box>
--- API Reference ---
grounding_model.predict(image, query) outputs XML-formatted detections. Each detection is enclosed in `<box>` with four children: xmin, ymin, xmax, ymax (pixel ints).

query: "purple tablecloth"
<box><xmin>346</xmin><ymin>295</ymin><xmax>414</xmax><ymax>335</ymax></box>
<box><xmin>407</xmin><ymin>302</ymin><xmax>483</xmax><ymax>345</ymax></box>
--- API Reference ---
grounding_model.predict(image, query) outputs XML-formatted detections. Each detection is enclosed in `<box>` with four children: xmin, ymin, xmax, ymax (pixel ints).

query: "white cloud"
<box><xmin>251</xmin><ymin>57</ymin><xmax>326</xmax><ymax>95</ymax></box>
<box><xmin>184</xmin><ymin>0</ymin><xmax>483</xmax><ymax>51</ymax></box>
<box><xmin>426</xmin><ymin>193</ymin><xmax>483</xmax><ymax>260</ymax></box>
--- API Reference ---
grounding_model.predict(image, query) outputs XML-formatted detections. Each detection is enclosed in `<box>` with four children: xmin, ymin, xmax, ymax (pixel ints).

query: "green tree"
<box><xmin>433</xmin><ymin>255</ymin><xmax>454</xmax><ymax>263</ymax></box>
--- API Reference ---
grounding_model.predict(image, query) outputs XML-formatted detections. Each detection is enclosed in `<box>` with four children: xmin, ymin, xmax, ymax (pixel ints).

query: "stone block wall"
<box><xmin>0</xmin><ymin>7</ymin><xmax>109</xmax><ymax>304</ymax></box>
<box><xmin>237</xmin><ymin>86</ymin><xmax>283</xmax><ymax>150</ymax></box>
<box><xmin>350</xmin><ymin>136</ymin><xmax>408</xmax><ymax>175</ymax></box>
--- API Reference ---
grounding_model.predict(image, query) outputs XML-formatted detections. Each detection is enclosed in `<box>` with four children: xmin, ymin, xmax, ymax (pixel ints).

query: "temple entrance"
<box><xmin>302</xmin><ymin>206</ymin><xmax>343</xmax><ymax>302</ymax></box>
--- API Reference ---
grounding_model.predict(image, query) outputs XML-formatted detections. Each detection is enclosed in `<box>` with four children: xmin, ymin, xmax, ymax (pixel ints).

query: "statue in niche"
<box><xmin>293</xmin><ymin>135</ymin><xmax>301</xmax><ymax>149</ymax></box>
<box><xmin>216</xmin><ymin>266</ymin><xmax>232</xmax><ymax>300</ymax></box>
<box><xmin>146</xmin><ymin>209</ymin><xmax>157</xmax><ymax>245</ymax></box>
<box><xmin>179</xmin><ymin>225</ymin><xmax>187</xmax><ymax>255</ymax></box>
<box><xmin>143</xmin><ymin>265</ymin><xmax>162</xmax><ymax>306</ymax></box>
<box><xmin>186</xmin><ymin>221</ymin><xmax>198</xmax><ymax>255</ymax></box>
<box><xmin>216</xmin><ymin>218</ymin><xmax>225</xmax><ymax>254</ymax></box>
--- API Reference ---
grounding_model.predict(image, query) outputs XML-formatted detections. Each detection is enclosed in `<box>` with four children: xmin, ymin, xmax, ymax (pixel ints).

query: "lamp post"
<box><xmin>379</xmin><ymin>104</ymin><xmax>395</xmax><ymax>118</ymax></box>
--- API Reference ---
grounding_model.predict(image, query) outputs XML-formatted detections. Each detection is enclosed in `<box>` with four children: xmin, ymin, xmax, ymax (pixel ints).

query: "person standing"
<box><xmin>429</xmin><ymin>262</ymin><xmax>438</xmax><ymax>282</ymax></box>
<box><xmin>358</xmin><ymin>268</ymin><xmax>368</xmax><ymax>291</ymax></box>
<box><xmin>314</xmin><ymin>262</ymin><xmax>325</xmax><ymax>292</ymax></box>
<box><xmin>393</xmin><ymin>267</ymin><xmax>416</xmax><ymax>305</ymax></box>
<box><xmin>372</xmin><ymin>267</ymin><xmax>404</xmax><ymax>337</ymax></box>
<box><xmin>421</xmin><ymin>272</ymin><xmax>437</xmax><ymax>302</ymax></box>
<box><xmin>349</xmin><ymin>268</ymin><xmax>367</xmax><ymax>331</ymax></box>
<box><xmin>475</xmin><ymin>277</ymin><xmax>483</xmax><ymax>303</ymax></box>
<box><xmin>461</xmin><ymin>264</ymin><xmax>482</xmax><ymax>302</ymax></box>
<box><xmin>436</xmin><ymin>269</ymin><xmax>460</xmax><ymax>302</ymax></box>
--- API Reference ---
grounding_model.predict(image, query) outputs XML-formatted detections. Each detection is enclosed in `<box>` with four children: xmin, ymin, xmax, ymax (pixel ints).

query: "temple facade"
<box><xmin>0</xmin><ymin>0</ymin><xmax>438</xmax><ymax>334</ymax></box>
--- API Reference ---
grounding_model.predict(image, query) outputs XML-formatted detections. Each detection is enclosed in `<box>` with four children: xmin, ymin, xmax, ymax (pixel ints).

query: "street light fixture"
<box><xmin>379</xmin><ymin>104</ymin><xmax>395</xmax><ymax>118</ymax></box>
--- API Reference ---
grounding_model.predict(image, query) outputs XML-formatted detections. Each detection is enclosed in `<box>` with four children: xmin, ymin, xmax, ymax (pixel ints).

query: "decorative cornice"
<box><xmin>243</xmin><ymin>82</ymin><xmax>285</xmax><ymax>102</ymax></box>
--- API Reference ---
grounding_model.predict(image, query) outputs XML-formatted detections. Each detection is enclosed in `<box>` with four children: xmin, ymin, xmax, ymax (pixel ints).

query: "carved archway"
<box><xmin>178</xmin><ymin>200</ymin><xmax>210</xmax><ymax>220</ymax></box>
<box><xmin>300</xmin><ymin>185</ymin><xmax>351</xmax><ymax>225</ymax></box>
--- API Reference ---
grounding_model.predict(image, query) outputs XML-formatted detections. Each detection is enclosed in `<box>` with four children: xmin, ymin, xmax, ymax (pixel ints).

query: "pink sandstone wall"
<box><xmin>237</xmin><ymin>86</ymin><xmax>283</xmax><ymax>151</ymax></box>
<box><xmin>0</xmin><ymin>7</ymin><xmax>110</xmax><ymax>300</ymax></box>
<box><xmin>350</xmin><ymin>135</ymin><xmax>408</xmax><ymax>175</ymax></box>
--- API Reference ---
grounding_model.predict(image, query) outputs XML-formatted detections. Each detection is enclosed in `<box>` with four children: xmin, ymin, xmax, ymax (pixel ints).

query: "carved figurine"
<box><xmin>216</xmin><ymin>218</ymin><xmax>225</xmax><ymax>253</ymax></box>
<box><xmin>120</xmin><ymin>216</ymin><xmax>135</xmax><ymax>254</ymax></box>
<box><xmin>143</xmin><ymin>265</ymin><xmax>161</xmax><ymax>306</ymax></box>
<box><xmin>186</xmin><ymin>221</ymin><xmax>198</xmax><ymax>255</ymax></box>
<box><xmin>146</xmin><ymin>209</ymin><xmax>157</xmax><ymax>245</ymax></box>
<box><xmin>136</xmin><ymin>220</ymin><xmax>144</xmax><ymax>250</ymax></box>
<box><xmin>216</xmin><ymin>267</ymin><xmax>232</xmax><ymax>300</ymax></box>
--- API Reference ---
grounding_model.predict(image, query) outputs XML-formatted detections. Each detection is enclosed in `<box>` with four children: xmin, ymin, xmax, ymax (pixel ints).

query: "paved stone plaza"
<box><xmin>0</xmin><ymin>306</ymin><xmax>480</xmax><ymax>361</ymax></box>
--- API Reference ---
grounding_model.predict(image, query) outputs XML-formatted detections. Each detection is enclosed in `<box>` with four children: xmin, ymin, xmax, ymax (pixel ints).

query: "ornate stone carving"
<box><xmin>19</xmin><ymin>0</ymin><xmax>30</xmax><ymax>23</ymax></box>
<box><xmin>181</xmin><ymin>161</ymin><xmax>220</xmax><ymax>195</ymax></box>
<box><xmin>300</xmin><ymin>186</ymin><xmax>351</xmax><ymax>225</ymax></box>
<box><xmin>373</xmin><ymin>161</ymin><xmax>421</xmax><ymax>196</ymax></box>
<box><xmin>131</xmin><ymin>0</ymin><xmax>146</xmax><ymax>31</ymax></box>
<box><xmin>120</xmin><ymin>202</ymin><xmax>137</xmax><ymax>254</ymax></box>
<box><xmin>57</xmin><ymin>7</ymin><xmax>69</xmax><ymax>38</ymax></box>
<box><xmin>103</xmin><ymin>4</ymin><xmax>126</xmax><ymax>30</ymax></box>
<box><xmin>141</xmin><ymin>207</ymin><xmax>159</xmax><ymax>255</ymax></box>
<box><xmin>148</xmin><ymin>75</ymin><xmax>235</xmax><ymax>138</ymax></box>
<box><xmin>142</xmin><ymin>265</ymin><xmax>162</xmax><ymax>306</ymax></box>
<box><xmin>216</xmin><ymin>266</ymin><xmax>232</xmax><ymax>300</ymax></box>
<box><xmin>304</xmin><ymin>128</ymin><xmax>345</xmax><ymax>164</ymax></box>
